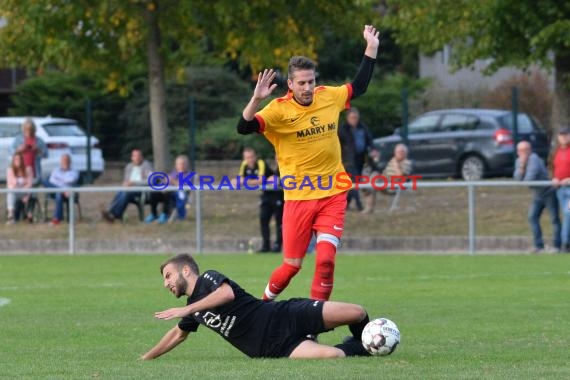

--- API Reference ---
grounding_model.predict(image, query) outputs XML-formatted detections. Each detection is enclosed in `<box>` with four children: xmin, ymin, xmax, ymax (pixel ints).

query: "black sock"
<box><xmin>335</xmin><ymin>337</ymin><xmax>370</xmax><ymax>357</ymax></box>
<box><xmin>349</xmin><ymin>312</ymin><xmax>369</xmax><ymax>340</ymax></box>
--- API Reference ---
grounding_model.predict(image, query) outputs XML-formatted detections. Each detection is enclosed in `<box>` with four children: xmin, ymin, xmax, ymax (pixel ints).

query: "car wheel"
<box><xmin>461</xmin><ymin>155</ymin><xmax>485</xmax><ymax>181</ymax></box>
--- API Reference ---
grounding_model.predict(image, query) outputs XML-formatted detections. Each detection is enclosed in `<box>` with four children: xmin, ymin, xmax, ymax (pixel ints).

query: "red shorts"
<box><xmin>282</xmin><ymin>192</ymin><xmax>347</xmax><ymax>259</ymax></box>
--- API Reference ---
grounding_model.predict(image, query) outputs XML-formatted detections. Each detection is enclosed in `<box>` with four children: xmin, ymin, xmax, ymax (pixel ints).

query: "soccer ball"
<box><xmin>361</xmin><ymin>318</ymin><xmax>400</xmax><ymax>356</ymax></box>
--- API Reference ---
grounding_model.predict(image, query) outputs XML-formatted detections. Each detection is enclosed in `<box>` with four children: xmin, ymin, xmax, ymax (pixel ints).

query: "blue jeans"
<box><xmin>172</xmin><ymin>191</ymin><xmax>188</xmax><ymax>220</ymax></box>
<box><xmin>43</xmin><ymin>180</ymin><xmax>72</xmax><ymax>222</ymax></box>
<box><xmin>529</xmin><ymin>189</ymin><xmax>561</xmax><ymax>249</ymax></box>
<box><xmin>556</xmin><ymin>187</ymin><xmax>570</xmax><ymax>246</ymax></box>
<box><xmin>109</xmin><ymin>191</ymin><xmax>141</xmax><ymax>219</ymax></box>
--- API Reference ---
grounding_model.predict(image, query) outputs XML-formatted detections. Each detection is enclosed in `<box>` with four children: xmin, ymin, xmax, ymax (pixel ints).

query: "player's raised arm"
<box><xmin>140</xmin><ymin>325</ymin><xmax>189</xmax><ymax>360</ymax></box>
<box><xmin>351</xmin><ymin>25</ymin><xmax>380</xmax><ymax>100</ymax></box>
<box><xmin>237</xmin><ymin>69</ymin><xmax>277</xmax><ymax>135</ymax></box>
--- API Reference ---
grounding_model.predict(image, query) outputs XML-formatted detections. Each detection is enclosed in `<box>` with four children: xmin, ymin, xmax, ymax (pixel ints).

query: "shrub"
<box><xmin>119</xmin><ymin>67</ymin><xmax>251</xmax><ymax>159</ymax></box>
<box><xmin>415</xmin><ymin>71</ymin><xmax>553</xmax><ymax>133</ymax></box>
<box><xmin>194</xmin><ymin>117</ymin><xmax>275</xmax><ymax>160</ymax></box>
<box><xmin>482</xmin><ymin>71</ymin><xmax>553</xmax><ymax>132</ymax></box>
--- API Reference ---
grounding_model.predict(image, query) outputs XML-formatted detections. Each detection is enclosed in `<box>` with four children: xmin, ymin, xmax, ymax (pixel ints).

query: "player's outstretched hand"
<box><xmin>253</xmin><ymin>69</ymin><xmax>277</xmax><ymax>101</ymax></box>
<box><xmin>363</xmin><ymin>25</ymin><xmax>380</xmax><ymax>49</ymax></box>
<box><xmin>154</xmin><ymin>307</ymin><xmax>188</xmax><ymax>320</ymax></box>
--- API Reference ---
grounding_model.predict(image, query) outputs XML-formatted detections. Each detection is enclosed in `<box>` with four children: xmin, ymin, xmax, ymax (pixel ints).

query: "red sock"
<box><xmin>263</xmin><ymin>262</ymin><xmax>300</xmax><ymax>301</ymax></box>
<box><xmin>310</xmin><ymin>241</ymin><xmax>336</xmax><ymax>300</ymax></box>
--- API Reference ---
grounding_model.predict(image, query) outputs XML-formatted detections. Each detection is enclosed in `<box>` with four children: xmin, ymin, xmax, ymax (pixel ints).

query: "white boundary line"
<box><xmin>0</xmin><ymin>297</ymin><xmax>11</xmax><ymax>308</ymax></box>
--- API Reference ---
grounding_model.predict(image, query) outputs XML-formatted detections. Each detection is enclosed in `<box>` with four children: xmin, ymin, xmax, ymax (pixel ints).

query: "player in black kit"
<box><xmin>141</xmin><ymin>254</ymin><xmax>371</xmax><ymax>359</ymax></box>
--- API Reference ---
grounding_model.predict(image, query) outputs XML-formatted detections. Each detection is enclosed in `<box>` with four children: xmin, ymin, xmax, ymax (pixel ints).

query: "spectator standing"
<box><xmin>338</xmin><ymin>107</ymin><xmax>375</xmax><ymax>211</ymax></box>
<box><xmin>10</xmin><ymin>118</ymin><xmax>47</xmax><ymax>185</ymax></box>
<box><xmin>552</xmin><ymin>127</ymin><xmax>570</xmax><ymax>252</ymax></box>
<box><xmin>236</xmin><ymin>147</ymin><xmax>283</xmax><ymax>253</ymax></box>
<box><xmin>514</xmin><ymin>141</ymin><xmax>561</xmax><ymax>253</ymax></box>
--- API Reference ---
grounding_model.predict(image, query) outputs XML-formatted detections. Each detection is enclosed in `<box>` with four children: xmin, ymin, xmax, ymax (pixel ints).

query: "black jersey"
<box><xmin>177</xmin><ymin>270</ymin><xmax>277</xmax><ymax>357</ymax></box>
<box><xmin>239</xmin><ymin>158</ymin><xmax>271</xmax><ymax>178</ymax></box>
<box><xmin>238</xmin><ymin>159</ymin><xmax>283</xmax><ymax>196</ymax></box>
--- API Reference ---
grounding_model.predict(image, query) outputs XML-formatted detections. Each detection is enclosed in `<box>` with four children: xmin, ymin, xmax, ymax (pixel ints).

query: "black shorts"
<box><xmin>260</xmin><ymin>298</ymin><xmax>330</xmax><ymax>358</ymax></box>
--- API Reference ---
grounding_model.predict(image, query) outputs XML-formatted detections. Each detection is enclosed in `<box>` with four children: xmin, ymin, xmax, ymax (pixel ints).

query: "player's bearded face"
<box><xmin>173</xmin><ymin>271</ymin><xmax>189</xmax><ymax>298</ymax></box>
<box><xmin>288</xmin><ymin>70</ymin><xmax>315</xmax><ymax>106</ymax></box>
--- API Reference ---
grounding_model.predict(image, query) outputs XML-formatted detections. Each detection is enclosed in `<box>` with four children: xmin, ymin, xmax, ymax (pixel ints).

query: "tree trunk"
<box><xmin>146</xmin><ymin>2</ymin><xmax>170</xmax><ymax>172</ymax></box>
<box><xmin>552</xmin><ymin>51</ymin><xmax>570</xmax><ymax>130</ymax></box>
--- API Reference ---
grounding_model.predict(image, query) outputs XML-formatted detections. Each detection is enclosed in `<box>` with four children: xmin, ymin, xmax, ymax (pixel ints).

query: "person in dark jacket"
<box><xmin>338</xmin><ymin>107</ymin><xmax>375</xmax><ymax>211</ymax></box>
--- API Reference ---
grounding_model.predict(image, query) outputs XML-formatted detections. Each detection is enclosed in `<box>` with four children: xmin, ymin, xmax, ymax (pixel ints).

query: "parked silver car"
<box><xmin>373</xmin><ymin>109</ymin><xmax>550</xmax><ymax>180</ymax></box>
<box><xmin>0</xmin><ymin>116</ymin><xmax>105</xmax><ymax>183</ymax></box>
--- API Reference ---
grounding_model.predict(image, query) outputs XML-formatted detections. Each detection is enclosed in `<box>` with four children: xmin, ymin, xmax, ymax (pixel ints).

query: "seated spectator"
<box><xmin>382</xmin><ymin>143</ymin><xmax>412</xmax><ymax>193</ymax></box>
<box><xmin>44</xmin><ymin>154</ymin><xmax>79</xmax><ymax>226</ymax></box>
<box><xmin>6</xmin><ymin>152</ymin><xmax>34</xmax><ymax>224</ymax></box>
<box><xmin>10</xmin><ymin>118</ymin><xmax>47</xmax><ymax>186</ymax></box>
<box><xmin>515</xmin><ymin>141</ymin><xmax>561</xmax><ymax>253</ymax></box>
<box><xmin>146</xmin><ymin>191</ymin><xmax>171</xmax><ymax>225</ymax></box>
<box><xmin>145</xmin><ymin>155</ymin><xmax>191</xmax><ymax>224</ymax></box>
<box><xmin>101</xmin><ymin>149</ymin><xmax>153</xmax><ymax>223</ymax></box>
<box><xmin>361</xmin><ymin>144</ymin><xmax>412</xmax><ymax>214</ymax></box>
<box><xmin>169</xmin><ymin>155</ymin><xmax>191</xmax><ymax>221</ymax></box>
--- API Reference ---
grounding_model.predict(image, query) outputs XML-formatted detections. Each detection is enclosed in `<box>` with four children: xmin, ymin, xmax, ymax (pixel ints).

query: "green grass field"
<box><xmin>1</xmin><ymin>253</ymin><xmax>568</xmax><ymax>379</ymax></box>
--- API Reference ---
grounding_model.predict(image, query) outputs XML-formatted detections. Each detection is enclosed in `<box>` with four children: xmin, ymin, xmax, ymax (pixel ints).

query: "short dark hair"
<box><xmin>347</xmin><ymin>107</ymin><xmax>360</xmax><ymax>117</ymax></box>
<box><xmin>160</xmin><ymin>254</ymin><xmax>200</xmax><ymax>275</ymax></box>
<box><xmin>288</xmin><ymin>56</ymin><xmax>316</xmax><ymax>79</ymax></box>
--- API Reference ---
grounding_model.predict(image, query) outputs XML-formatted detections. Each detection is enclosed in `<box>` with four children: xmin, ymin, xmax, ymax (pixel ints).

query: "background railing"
<box><xmin>0</xmin><ymin>180</ymin><xmax>557</xmax><ymax>255</ymax></box>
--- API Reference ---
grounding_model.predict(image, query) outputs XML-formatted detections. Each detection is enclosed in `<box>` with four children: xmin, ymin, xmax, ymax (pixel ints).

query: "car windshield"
<box><xmin>42</xmin><ymin>123</ymin><xmax>86</xmax><ymax>137</ymax></box>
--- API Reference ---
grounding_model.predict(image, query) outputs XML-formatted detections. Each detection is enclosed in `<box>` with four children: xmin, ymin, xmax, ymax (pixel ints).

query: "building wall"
<box><xmin>419</xmin><ymin>49</ymin><xmax>554</xmax><ymax>90</ymax></box>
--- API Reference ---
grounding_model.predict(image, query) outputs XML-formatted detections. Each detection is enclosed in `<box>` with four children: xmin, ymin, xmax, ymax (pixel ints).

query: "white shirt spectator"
<box><xmin>129</xmin><ymin>166</ymin><xmax>143</xmax><ymax>183</ymax></box>
<box><xmin>49</xmin><ymin>167</ymin><xmax>79</xmax><ymax>187</ymax></box>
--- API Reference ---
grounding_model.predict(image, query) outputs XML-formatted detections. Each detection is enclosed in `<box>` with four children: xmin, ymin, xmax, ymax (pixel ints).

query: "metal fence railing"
<box><xmin>0</xmin><ymin>180</ymin><xmax>557</xmax><ymax>255</ymax></box>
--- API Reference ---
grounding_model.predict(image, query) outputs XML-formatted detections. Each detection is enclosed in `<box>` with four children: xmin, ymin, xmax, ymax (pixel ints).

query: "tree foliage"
<box><xmin>119</xmin><ymin>67</ymin><xmax>250</xmax><ymax>159</ymax></box>
<box><xmin>383</xmin><ymin>0</ymin><xmax>570</xmax><ymax>125</ymax></box>
<box><xmin>383</xmin><ymin>1</ymin><xmax>569</xmax><ymax>70</ymax></box>
<box><xmin>0</xmin><ymin>1</ymin><xmax>372</xmax><ymax>93</ymax></box>
<box><xmin>0</xmin><ymin>0</ymin><xmax>374</xmax><ymax>168</ymax></box>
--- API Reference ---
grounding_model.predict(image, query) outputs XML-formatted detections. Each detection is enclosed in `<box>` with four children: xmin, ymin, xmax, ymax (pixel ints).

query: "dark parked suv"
<box><xmin>373</xmin><ymin>109</ymin><xmax>550</xmax><ymax>180</ymax></box>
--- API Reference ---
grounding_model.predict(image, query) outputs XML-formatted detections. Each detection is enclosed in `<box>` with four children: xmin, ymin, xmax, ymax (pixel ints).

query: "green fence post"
<box><xmin>511</xmin><ymin>86</ymin><xmax>519</xmax><ymax>154</ymax></box>
<box><xmin>85</xmin><ymin>98</ymin><xmax>93</xmax><ymax>184</ymax></box>
<box><xmin>401</xmin><ymin>88</ymin><xmax>409</xmax><ymax>146</ymax></box>
<box><xmin>188</xmin><ymin>96</ymin><xmax>196</xmax><ymax>173</ymax></box>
